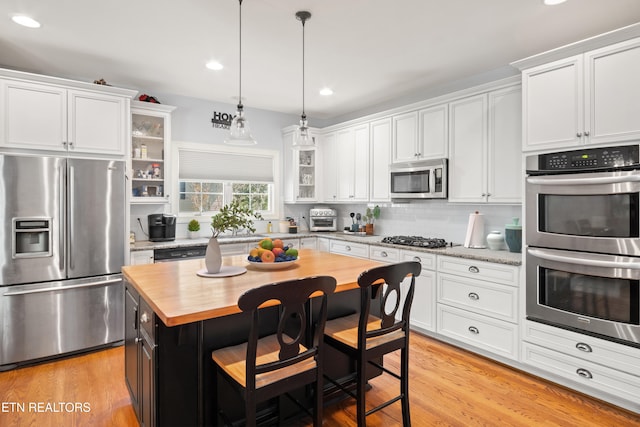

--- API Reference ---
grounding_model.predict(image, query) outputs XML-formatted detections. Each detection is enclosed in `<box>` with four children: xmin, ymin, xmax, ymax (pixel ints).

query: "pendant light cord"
<box><xmin>238</xmin><ymin>0</ymin><xmax>243</xmax><ymax>110</ymax></box>
<box><xmin>301</xmin><ymin>15</ymin><xmax>306</xmax><ymax>119</ymax></box>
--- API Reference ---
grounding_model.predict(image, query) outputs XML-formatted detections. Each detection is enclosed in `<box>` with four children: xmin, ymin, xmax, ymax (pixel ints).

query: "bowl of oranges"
<box><xmin>247</xmin><ymin>238</ymin><xmax>299</xmax><ymax>270</ymax></box>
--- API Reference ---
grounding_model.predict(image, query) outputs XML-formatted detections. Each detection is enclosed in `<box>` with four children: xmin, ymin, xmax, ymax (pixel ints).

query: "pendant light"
<box><xmin>292</xmin><ymin>11</ymin><xmax>315</xmax><ymax>150</ymax></box>
<box><xmin>225</xmin><ymin>0</ymin><xmax>257</xmax><ymax>145</ymax></box>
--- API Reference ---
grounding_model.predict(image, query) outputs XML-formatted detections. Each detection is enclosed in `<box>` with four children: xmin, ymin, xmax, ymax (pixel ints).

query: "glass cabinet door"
<box><xmin>297</xmin><ymin>149</ymin><xmax>316</xmax><ymax>200</ymax></box>
<box><xmin>130</xmin><ymin>102</ymin><xmax>176</xmax><ymax>203</ymax></box>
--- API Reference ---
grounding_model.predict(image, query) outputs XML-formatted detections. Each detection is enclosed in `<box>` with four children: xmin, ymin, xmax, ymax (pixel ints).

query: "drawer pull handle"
<box><xmin>468</xmin><ymin>292</ymin><xmax>480</xmax><ymax>301</ymax></box>
<box><xmin>381</xmin><ymin>251</ymin><xmax>388</xmax><ymax>257</ymax></box>
<box><xmin>576</xmin><ymin>368</ymin><xmax>593</xmax><ymax>379</ymax></box>
<box><xmin>575</xmin><ymin>342</ymin><xmax>592</xmax><ymax>353</ymax></box>
<box><xmin>468</xmin><ymin>326</ymin><xmax>479</xmax><ymax>335</ymax></box>
<box><xmin>412</xmin><ymin>256</ymin><xmax>421</xmax><ymax>263</ymax></box>
<box><xmin>468</xmin><ymin>266</ymin><xmax>480</xmax><ymax>273</ymax></box>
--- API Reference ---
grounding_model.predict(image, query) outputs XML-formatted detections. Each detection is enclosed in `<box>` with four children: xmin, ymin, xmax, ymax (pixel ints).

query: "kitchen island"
<box><xmin>122</xmin><ymin>249</ymin><xmax>384</xmax><ymax>426</ymax></box>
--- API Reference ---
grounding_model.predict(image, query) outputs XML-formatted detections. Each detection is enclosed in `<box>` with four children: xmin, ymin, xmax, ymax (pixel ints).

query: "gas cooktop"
<box><xmin>381</xmin><ymin>236</ymin><xmax>451</xmax><ymax>248</ymax></box>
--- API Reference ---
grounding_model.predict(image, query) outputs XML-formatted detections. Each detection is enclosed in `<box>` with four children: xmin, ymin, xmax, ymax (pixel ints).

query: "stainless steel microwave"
<box><xmin>389</xmin><ymin>158</ymin><xmax>447</xmax><ymax>199</ymax></box>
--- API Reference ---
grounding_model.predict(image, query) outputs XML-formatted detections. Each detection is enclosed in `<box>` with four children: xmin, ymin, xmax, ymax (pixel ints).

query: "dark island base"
<box><xmin>147</xmin><ymin>288</ymin><xmax>380</xmax><ymax>426</ymax></box>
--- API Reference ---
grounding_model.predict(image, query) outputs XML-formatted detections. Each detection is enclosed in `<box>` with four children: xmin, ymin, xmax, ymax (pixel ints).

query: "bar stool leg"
<box><xmin>356</xmin><ymin>354</ymin><xmax>367</xmax><ymax>426</ymax></box>
<box><xmin>401</xmin><ymin>346</ymin><xmax>411</xmax><ymax>427</ymax></box>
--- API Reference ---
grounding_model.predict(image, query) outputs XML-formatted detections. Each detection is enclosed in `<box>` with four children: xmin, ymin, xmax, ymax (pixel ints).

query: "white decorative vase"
<box><xmin>188</xmin><ymin>231</ymin><xmax>199</xmax><ymax>239</ymax></box>
<box><xmin>486</xmin><ymin>230</ymin><xmax>504</xmax><ymax>251</ymax></box>
<box><xmin>205</xmin><ymin>236</ymin><xmax>222</xmax><ymax>273</ymax></box>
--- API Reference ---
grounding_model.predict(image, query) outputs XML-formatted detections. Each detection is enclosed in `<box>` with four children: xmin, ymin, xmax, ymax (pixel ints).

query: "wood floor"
<box><xmin>0</xmin><ymin>332</ymin><xmax>638</xmax><ymax>427</ymax></box>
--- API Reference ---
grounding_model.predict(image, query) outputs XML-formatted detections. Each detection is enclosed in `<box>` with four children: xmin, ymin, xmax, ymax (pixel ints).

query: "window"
<box><xmin>173</xmin><ymin>142</ymin><xmax>280</xmax><ymax>218</ymax></box>
<box><xmin>178</xmin><ymin>181</ymin><xmax>271</xmax><ymax>215</ymax></box>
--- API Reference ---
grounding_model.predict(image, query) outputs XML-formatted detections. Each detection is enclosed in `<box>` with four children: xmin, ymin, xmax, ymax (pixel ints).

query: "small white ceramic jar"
<box><xmin>486</xmin><ymin>230</ymin><xmax>504</xmax><ymax>251</ymax></box>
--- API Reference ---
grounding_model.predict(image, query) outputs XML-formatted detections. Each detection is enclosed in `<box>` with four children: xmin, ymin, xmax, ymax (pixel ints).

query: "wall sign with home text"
<box><xmin>211</xmin><ymin>111</ymin><xmax>234</xmax><ymax>129</ymax></box>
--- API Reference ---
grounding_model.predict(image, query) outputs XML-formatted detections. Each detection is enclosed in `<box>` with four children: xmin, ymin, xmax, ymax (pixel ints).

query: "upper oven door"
<box><xmin>526</xmin><ymin>169</ymin><xmax>640</xmax><ymax>256</ymax></box>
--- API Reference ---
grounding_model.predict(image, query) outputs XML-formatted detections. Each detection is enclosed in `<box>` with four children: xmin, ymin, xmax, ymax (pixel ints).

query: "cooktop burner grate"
<box><xmin>381</xmin><ymin>236</ymin><xmax>449</xmax><ymax>248</ymax></box>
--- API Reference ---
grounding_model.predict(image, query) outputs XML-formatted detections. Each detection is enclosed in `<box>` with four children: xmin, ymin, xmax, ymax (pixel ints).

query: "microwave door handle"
<box><xmin>526</xmin><ymin>175</ymin><xmax>640</xmax><ymax>186</ymax></box>
<box><xmin>528</xmin><ymin>248</ymin><xmax>640</xmax><ymax>270</ymax></box>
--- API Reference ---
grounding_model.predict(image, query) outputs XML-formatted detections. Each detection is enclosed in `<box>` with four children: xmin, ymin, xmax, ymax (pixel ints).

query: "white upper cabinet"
<box><xmin>449</xmin><ymin>94</ymin><xmax>487</xmax><ymax>203</ymax></box>
<box><xmin>336</xmin><ymin>124</ymin><xmax>370</xmax><ymax>202</ymax></box>
<box><xmin>1</xmin><ymin>76</ymin><xmax>133</xmax><ymax>156</ymax></box>
<box><xmin>369</xmin><ymin>118</ymin><xmax>392</xmax><ymax>202</ymax></box>
<box><xmin>392</xmin><ymin>111</ymin><xmax>418</xmax><ymax>163</ymax></box>
<box><xmin>392</xmin><ymin>105</ymin><xmax>448</xmax><ymax>163</ymax></box>
<box><xmin>418</xmin><ymin>104</ymin><xmax>448</xmax><ymax>159</ymax></box>
<box><xmin>521</xmin><ymin>37</ymin><xmax>640</xmax><ymax>151</ymax></box>
<box><xmin>131</xmin><ymin>102</ymin><xmax>176</xmax><ymax>204</ymax></box>
<box><xmin>449</xmin><ymin>85</ymin><xmax>522</xmax><ymax>204</ymax></box>
<box><xmin>282</xmin><ymin>128</ymin><xmax>319</xmax><ymax>203</ymax></box>
<box><xmin>320</xmin><ymin>131</ymin><xmax>338</xmax><ymax>202</ymax></box>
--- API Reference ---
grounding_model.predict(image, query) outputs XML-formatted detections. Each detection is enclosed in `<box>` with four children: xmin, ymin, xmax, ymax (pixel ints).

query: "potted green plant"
<box><xmin>364</xmin><ymin>205</ymin><xmax>381</xmax><ymax>235</ymax></box>
<box><xmin>187</xmin><ymin>219</ymin><xmax>201</xmax><ymax>239</ymax></box>
<box><xmin>205</xmin><ymin>200</ymin><xmax>263</xmax><ymax>273</ymax></box>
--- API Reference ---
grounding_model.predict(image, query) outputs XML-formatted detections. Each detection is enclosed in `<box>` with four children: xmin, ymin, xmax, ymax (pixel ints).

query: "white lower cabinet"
<box><xmin>220</xmin><ymin>243</ymin><xmax>248</xmax><ymax>256</ymax></box>
<box><xmin>436</xmin><ymin>255</ymin><xmax>520</xmax><ymax>361</ymax></box>
<box><xmin>317</xmin><ymin>237</ymin><xmax>330</xmax><ymax>252</ymax></box>
<box><xmin>130</xmin><ymin>250</ymin><xmax>154</xmax><ymax>265</ymax></box>
<box><xmin>298</xmin><ymin>237</ymin><xmax>317</xmax><ymax>250</ymax></box>
<box><xmin>522</xmin><ymin>320</ymin><xmax>640</xmax><ymax>410</ymax></box>
<box><xmin>329</xmin><ymin>240</ymin><xmax>369</xmax><ymax>258</ymax></box>
<box><xmin>401</xmin><ymin>250</ymin><xmax>436</xmax><ymax>333</ymax></box>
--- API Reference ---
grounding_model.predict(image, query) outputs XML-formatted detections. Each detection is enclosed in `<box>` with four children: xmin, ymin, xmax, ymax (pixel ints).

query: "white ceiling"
<box><xmin>1</xmin><ymin>1</ymin><xmax>639</xmax><ymax>120</ymax></box>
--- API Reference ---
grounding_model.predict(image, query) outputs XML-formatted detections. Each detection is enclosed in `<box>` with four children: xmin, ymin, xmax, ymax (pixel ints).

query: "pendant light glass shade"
<box><xmin>225</xmin><ymin>104</ymin><xmax>256</xmax><ymax>145</ymax></box>
<box><xmin>292</xmin><ymin>11</ymin><xmax>314</xmax><ymax>150</ymax></box>
<box><xmin>225</xmin><ymin>0</ymin><xmax>256</xmax><ymax>146</ymax></box>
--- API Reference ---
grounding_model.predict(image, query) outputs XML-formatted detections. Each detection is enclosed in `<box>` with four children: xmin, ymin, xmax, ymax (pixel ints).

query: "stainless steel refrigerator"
<box><xmin>0</xmin><ymin>154</ymin><xmax>125</xmax><ymax>370</ymax></box>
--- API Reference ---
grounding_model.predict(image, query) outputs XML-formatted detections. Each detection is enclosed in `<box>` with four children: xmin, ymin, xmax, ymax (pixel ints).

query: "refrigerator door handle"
<box><xmin>3</xmin><ymin>278</ymin><xmax>121</xmax><ymax>296</ymax></box>
<box><xmin>68</xmin><ymin>165</ymin><xmax>75</xmax><ymax>271</ymax></box>
<box><xmin>60</xmin><ymin>163</ymin><xmax>66</xmax><ymax>273</ymax></box>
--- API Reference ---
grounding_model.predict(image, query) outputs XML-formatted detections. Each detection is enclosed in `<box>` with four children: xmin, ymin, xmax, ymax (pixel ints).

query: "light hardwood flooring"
<box><xmin>0</xmin><ymin>332</ymin><xmax>638</xmax><ymax>426</ymax></box>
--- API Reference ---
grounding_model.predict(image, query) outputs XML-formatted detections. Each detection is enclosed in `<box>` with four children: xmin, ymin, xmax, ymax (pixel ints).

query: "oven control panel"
<box><xmin>530</xmin><ymin>145</ymin><xmax>640</xmax><ymax>172</ymax></box>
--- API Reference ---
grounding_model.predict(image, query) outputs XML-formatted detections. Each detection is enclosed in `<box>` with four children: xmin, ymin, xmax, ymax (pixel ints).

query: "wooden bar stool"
<box><xmin>323</xmin><ymin>261</ymin><xmax>421</xmax><ymax>426</ymax></box>
<box><xmin>211</xmin><ymin>275</ymin><xmax>336</xmax><ymax>427</ymax></box>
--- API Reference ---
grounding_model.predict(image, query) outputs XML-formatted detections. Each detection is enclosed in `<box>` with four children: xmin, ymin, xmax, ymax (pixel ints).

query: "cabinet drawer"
<box><xmin>369</xmin><ymin>245</ymin><xmax>400</xmax><ymax>263</ymax></box>
<box><xmin>329</xmin><ymin>240</ymin><xmax>369</xmax><ymax>258</ymax></box>
<box><xmin>437</xmin><ymin>272</ymin><xmax>518</xmax><ymax>323</ymax></box>
<box><xmin>400</xmin><ymin>250</ymin><xmax>436</xmax><ymax>270</ymax></box>
<box><xmin>437</xmin><ymin>304</ymin><xmax>518</xmax><ymax>360</ymax></box>
<box><xmin>522</xmin><ymin>342</ymin><xmax>640</xmax><ymax>405</ymax></box>
<box><xmin>438</xmin><ymin>255</ymin><xmax>519</xmax><ymax>286</ymax></box>
<box><xmin>524</xmin><ymin>321</ymin><xmax>640</xmax><ymax>377</ymax></box>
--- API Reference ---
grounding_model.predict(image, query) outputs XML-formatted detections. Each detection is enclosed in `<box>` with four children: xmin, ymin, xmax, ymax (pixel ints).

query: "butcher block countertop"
<box><xmin>122</xmin><ymin>249</ymin><xmax>384</xmax><ymax>327</ymax></box>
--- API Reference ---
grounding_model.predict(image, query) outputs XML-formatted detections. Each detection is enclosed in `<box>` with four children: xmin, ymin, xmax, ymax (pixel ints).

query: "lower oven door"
<box><xmin>526</xmin><ymin>247</ymin><xmax>640</xmax><ymax>346</ymax></box>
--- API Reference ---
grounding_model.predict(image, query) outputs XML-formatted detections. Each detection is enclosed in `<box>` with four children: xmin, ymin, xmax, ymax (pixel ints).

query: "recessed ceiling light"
<box><xmin>206</xmin><ymin>60</ymin><xmax>223</xmax><ymax>71</ymax></box>
<box><xmin>12</xmin><ymin>15</ymin><xmax>41</xmax><ymax>28</ymax></box>
<box><xmin>543</xmin><ymin>0</ymin><xmax>567</xmax><ymax>5</ymax></box>
<box><xmin>319</xmin><ymin>87</ymin><xmax>333</xmax><ymax>96</ymax></box>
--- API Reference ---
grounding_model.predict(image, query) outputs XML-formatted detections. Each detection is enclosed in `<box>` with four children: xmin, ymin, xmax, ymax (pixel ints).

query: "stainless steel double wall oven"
<box><xmin>526</xmin><ymin>145</ymin><xmax>640</xmax><ymax>347</ymax></box>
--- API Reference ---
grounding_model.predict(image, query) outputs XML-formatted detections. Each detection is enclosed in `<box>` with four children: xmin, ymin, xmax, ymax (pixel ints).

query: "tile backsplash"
<box><xmin>285</xmin><ymin>201</ymin><xmax>522</xmax><ymax>245</ymax></box>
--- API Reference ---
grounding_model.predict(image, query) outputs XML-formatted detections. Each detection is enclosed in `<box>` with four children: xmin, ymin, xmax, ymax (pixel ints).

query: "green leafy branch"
<box><xmin>210</xmin><ymin>199</ymin><xmax>263</xmax><ymax>237</ymax></box>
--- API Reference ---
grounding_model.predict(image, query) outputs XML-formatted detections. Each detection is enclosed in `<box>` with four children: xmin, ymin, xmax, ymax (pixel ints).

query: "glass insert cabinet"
<box><xmin>282</xmin><ymin>126</ymin><xmax>319</xmax><ymax>203</ymax></box>
<box><xmin>130</xmin><ymin>101</ymin><xmax>176</xmax><ymax>203</ymax></box>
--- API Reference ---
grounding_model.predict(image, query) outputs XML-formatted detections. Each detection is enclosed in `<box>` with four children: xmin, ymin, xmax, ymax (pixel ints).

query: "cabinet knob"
<box><xmin>345</xmin><ymin>245</ymin><xmax>351</xmax><ymax>251</ymax></box>
<box><xmin>576</xmin><ymin>368</ymin><xmax>593</xmax><ymax>379</ymax></box>
<box><xmin>412</xmin><ymin>256</ymin><xmax>422</xmax><ymax>263</ymax></box>
<box><xmin>468</xmin><ymin>326</ymin><xmax>479</xmax><ymax>335</ymax></box>
<box><xmin>135</xmin><ymin>337</ymin><xmax>142</xmax><ymax>343</ymax></box>
<box><xmin>575</xmin><ymin>342</ymin><xmax>592</xmax><ymax>353</ymax></box>
<box><xmin>468</xmin><ymin>266</ymin><xmax>480</xmax><ymax>274</ymax></box>
<box><xmin>381</xmin><ymin>251</ymin><xmax>388</xmax><ymax>257</ymax></box>
<box><xmin>140</xmin><ymin>312</ymin><xmax>149</xmax><ymax>323</ymax></box>
<box><xmin>481</xmin><ymin>193</ymin><xmax>486</xmax><ymax>197</ymax></box>
<box><xmin>576</xmin><ymin>132</ymin><xmax>583</xmax><ymax>137</ymax></box>
<box><xmin>468</xmin><ymin>292</ymin><xmax>480</xmax><ymax>301</ymax></box>
<box><xmin>584</xmin><ymin>131</ymin><xmax>590</xmax><ymax>137</ymax></box>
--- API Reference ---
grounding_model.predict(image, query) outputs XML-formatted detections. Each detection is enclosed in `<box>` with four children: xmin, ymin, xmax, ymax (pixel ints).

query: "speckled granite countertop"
<box><xmin>131</xmin><ymin>231</ymin><xmax>522</xmax><ymax>266</ymax></box>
